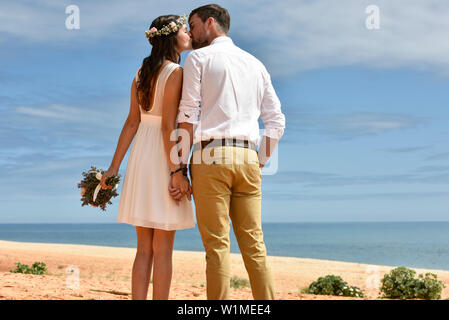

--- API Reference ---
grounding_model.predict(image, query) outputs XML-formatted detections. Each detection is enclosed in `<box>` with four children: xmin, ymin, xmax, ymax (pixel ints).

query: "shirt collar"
<box><xmin>210</xmin><ymin>36</ymin><xmax>233</xmax><ymax>45</ymax></box>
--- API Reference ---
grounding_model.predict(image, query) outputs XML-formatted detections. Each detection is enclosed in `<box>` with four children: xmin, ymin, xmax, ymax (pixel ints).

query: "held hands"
<box><xmin>168</xmin><ymin>170</ymin><xmax>192</xmax><ymax>205</ymax></box>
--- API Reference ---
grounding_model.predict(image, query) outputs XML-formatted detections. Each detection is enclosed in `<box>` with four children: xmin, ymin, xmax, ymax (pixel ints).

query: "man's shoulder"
<box><xmin>185</xmin><ymin>42</ymin><xmax>268</xmax><ymax>74</ymax></box>
<box><xmin>235</xmin><ymin>46</ymin><xmax>265</xmax><ymax>67</ymax></box>
<box><xmin>185</xmin><ymin>50</ymin><xmax>199</xmax><ymax>60</ymax></box>
<box><xmin>187</xmin><ymin>44</ymin><xmax>216</xmax><ymax>58</ymax></box>
<box><xmin>231</xmin><ymin>45</ymin><xmax>269</xmax><ymax>78</ymax></box>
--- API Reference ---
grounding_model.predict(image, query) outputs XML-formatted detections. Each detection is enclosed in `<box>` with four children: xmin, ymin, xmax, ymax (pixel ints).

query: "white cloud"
<box><xmin>386</xmin><ymin>146</ymin><xmax>431</xmax><ymax>153</ymax></box>
<box><xmin>416</xmin><ymin>165</ymin><xmax>449</xmax><ymax>172</ymax></box>
<box><xmin>327</xmin><ymin>113</ymin><xmax>425</xmax><ymax>135</ymax></box>
<box><xmin>16</xmin><ymin>105</ymin><xmax>72</xmax><ymax>119</ymax></box>
<box><xmin>233</xmin><ymin>0</ymin><xmax>449</xmax><ymax>76</ymax></box>
<box><xmin>284</xmin><ymin>111</ymin><xmax>427</xmax><ymax>140</ymax></box>
<box><xmin>0</xmin><ymin>0</ymin><xmax>193</xmax><ymax>43</ymax></box>
<box><xmin>426</xmin><ymin>152</ymin><xmax>449</xmax><ymax>161</ymax></box>
<box><xmin>263</xmin><ymin>169</ymin><xmax>449</xmax><ymax>187</ymax></box>
<box><xmin>2</xmin><ymin>1</ymin><xmax>449</xmax><ymax>76</ymax></box>
<box><xmin>14</xmin><ymin>104</ymin><xmax>118</xmax><ymax>128</ymax></box>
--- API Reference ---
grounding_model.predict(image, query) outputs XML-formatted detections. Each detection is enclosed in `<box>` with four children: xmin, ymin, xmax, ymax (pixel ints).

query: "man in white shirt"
<box><xmin>170</xmin><ymin>4</ymin><xmax>285</xmax><ymax>300</ymax></box>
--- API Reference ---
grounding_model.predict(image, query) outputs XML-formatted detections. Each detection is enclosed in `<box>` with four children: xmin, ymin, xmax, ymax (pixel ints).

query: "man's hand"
<box><xmin>168</xmin><ymin>171</ymin><xmax>192</xmax><ymax>203</ymax></box>
<box><xmin>172</xmin><ymin>171</ymin><xmax>190</xmax><ymax>196</ymax></box>
<box><xmin>168</xmin><ymin>184</ymin><xmax>192</xmax><ymax>200</ymax></box>
<box><xmin>259</xmin><ymin>163</ymin><xmax>264</xmax><ymax>180</ymax></box>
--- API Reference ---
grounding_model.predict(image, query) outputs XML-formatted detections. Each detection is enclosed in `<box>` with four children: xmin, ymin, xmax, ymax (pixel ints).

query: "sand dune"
<box><xmin>1</xmin><ymin>240</ymin><xmax>448</xmax><ymax>300</ymax></box>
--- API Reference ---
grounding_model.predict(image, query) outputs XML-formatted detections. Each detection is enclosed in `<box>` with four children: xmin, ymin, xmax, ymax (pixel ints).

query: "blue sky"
<box><xmin>1</xmin><ymin>0</ymin><xmax>448</xmax><ymax>223</ymax></box>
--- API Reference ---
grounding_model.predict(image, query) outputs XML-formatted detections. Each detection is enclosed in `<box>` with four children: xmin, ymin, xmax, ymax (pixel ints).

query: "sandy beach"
<box><xmin>0</xmin><ymin>239</ymin><xmax>448</xmax><ymax>300</ymax></box>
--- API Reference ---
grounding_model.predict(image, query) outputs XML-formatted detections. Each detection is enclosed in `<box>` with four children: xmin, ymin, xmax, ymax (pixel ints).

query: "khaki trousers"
<box><xmin>189</xmin><ymin>146</ymin><xmax>276</xmax><ymax>300</ymax></box>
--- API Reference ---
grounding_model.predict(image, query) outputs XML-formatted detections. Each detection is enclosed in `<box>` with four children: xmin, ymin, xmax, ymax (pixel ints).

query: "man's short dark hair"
<box><xmin>189</xmin><ymin>4</ymin><xmax>230</xmax><ymax>34</ymax></box>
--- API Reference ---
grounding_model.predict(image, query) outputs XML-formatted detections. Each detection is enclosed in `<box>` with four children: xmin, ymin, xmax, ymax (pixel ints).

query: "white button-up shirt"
<box><xmin>177</xmin><ymin>36</ymin><xmax>285</xmax><ymax>147</ymax></box>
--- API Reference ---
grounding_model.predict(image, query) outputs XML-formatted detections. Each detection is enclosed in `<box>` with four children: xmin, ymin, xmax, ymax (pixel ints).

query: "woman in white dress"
<box><xmin>99</xmin><ymin>14</ymin><xmax>194</xmax><ymax>300</ymax></box>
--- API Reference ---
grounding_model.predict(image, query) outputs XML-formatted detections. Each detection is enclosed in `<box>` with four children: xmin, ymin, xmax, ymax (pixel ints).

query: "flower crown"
<box><xmin>145</xmin><ymin>14</ymin><xmax>188</xmax><ymax>39</ymax></box>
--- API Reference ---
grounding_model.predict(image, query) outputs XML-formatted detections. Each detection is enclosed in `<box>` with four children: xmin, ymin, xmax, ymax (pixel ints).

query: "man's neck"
<box><xmin>208</xmin><ymin>33</ymin><xmax>227</xmax><ymax>45</ymax></box>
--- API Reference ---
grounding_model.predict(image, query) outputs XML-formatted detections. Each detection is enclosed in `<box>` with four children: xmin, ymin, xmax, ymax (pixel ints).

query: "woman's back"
<box><xmin>116</xmin><ymin>61</ymin><xmax>194</xmax><ymax>231</ymax></box>
<box><xmin>136</xmin><ymin>62</ymin><xmax>180</xmax><ymax>118</ymax></box>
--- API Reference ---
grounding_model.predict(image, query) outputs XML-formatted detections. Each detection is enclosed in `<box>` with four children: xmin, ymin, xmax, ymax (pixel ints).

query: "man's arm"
<box><xmin>172</xmin><ymin>51</ymin><xmax>202</xmax><ymax>190</ymax></box>
<box><xmin>177</xmin><ymin>122</ymin><xmax>194</xmax><ymax>167</ymax></box>
<box><xmin>258</xmin><ymin>66</ymin><xmax>286</xmax><ymax>167</ymax></box>
<box><xmin>176</xmin><ymin>51</ymin><xmax>202</xmax><ymax>159</ymax></box>
<box><xmin>177</xmin><ymin>51</ymin><xmax>202</xmax><ymax>125</ymax></box>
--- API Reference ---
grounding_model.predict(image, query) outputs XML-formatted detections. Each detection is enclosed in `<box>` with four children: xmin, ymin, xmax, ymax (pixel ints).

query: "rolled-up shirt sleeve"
<box><xmin>177</xmin><ymin>52</ymin><xmax>202</xmax><ymax>124</ymax></box>
<box><xmin>260</xmin><ymin>67</ymin><xmax>286</xmax><ymax>140</ymax></box>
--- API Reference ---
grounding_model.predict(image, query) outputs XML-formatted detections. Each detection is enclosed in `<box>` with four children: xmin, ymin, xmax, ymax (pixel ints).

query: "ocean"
<box><xmin>0</xmin><ymin>222</ymin><xmax>448</xmax><ymax>271</ymax></box>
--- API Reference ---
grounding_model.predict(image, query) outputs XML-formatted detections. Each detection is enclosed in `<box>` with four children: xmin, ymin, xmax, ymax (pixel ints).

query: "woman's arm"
<box><xmin>161</xmin><ymin>67</ymin><xmax>183</xmax><ymax>172</ymax></box>
<box><xmin>161</xmin><ymin>67</ymin><xmax>191</xmax><ymax>199</ymax></box>
<box><xmin>101</xmin><ymin>78</ymin><xmax>141</xmax><ymax>187</ymax></box>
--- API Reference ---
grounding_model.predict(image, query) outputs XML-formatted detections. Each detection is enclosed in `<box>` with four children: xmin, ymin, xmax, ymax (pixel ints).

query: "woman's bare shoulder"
<box><xmin>166</xmin><ymin>65</ymin><xmax>183</xmax><ymax>84</ymax></box>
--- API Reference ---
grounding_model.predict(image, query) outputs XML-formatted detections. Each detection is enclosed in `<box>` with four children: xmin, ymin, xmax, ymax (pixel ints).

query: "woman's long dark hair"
<box><xmin>137</xmin><ymin>15</ymin><xmax>182</xmax><ymax>112</ymax></box>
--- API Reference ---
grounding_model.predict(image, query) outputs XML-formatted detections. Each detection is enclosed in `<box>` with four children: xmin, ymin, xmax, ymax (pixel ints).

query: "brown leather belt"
<box><xmin>193</xmin><ymin>138</ymin><xmax>257</xmax><ymax>152</ymax></box>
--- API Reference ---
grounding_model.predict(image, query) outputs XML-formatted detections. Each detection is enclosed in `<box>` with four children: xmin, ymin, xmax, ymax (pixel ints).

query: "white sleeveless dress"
<box><xmin>116</xmin><ymin>62</ymin><xmax>195</xmax><ymax>230</ymax></box>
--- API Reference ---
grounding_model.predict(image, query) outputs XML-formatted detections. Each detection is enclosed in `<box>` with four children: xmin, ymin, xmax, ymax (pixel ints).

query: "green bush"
<box><xmin>415</xmin><ymin>273</ymin><xmax>446</xmax><ymax>300</ymax></box>
<box><xmin>230</xmin><ymin>276</ymin><xmax>250</xmax><ymax>289</ymax></box>
<box><xmin>10</xmin><ymin>261</ymin><xmax>47</xmax><ymax>275</ymax></box>
<box><xmin>380</xmin><ymin>266</ymin><xmax>445</xmax><ymax>300</ymax></box>
<box><xmin>305</xmin><ymin>275</ymin><xmax>365</xmax><ymax>298</ymax></box>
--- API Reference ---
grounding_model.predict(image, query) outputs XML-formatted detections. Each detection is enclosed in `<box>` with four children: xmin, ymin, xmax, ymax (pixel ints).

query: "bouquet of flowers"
<box><xmin>77</xmin><ymin>166</ymin><xmax>121</xmax><ymax>211</ymax></box>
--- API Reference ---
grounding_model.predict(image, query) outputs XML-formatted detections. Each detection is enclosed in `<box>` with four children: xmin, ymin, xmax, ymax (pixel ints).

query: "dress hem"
<box><xmin>116</xmin><ymin>217</ymin><xmax>195</xmax><ymax>231</ymax></box>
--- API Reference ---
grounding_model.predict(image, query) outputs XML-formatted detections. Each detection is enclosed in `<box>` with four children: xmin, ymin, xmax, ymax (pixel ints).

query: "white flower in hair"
<box><xmin>145</xmin><ymin>14</ymin><xmax>188</xmax><ymax>39</ymax></box>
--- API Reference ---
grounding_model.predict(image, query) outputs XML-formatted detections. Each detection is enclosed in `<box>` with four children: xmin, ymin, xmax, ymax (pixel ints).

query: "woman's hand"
<box><xmin>169</xmin><ymin>172</ymin><xmax>192</xmax><ymax>202</ymax></box>
<box><xmin>100</xmin><ymin>166</ymin><xmax>118</xmax><ymax>189</ymax></box>
<box><xmin>168</xmin><ymin>183</ymin><xmax>193</xmax><ymax>202</ymax></box>
<box><xmin>168</xmin><ymin>184</ymin><xmax>183</xmax><ymax>206</ymax></box>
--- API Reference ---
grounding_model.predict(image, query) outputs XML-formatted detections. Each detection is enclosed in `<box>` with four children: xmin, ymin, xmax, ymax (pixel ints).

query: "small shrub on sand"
<box><xmin>10</xmin><ymin>261</ymin><xmax>48</xmax><ymax>275</ymax></box>
<box><xmin>305</xmin><ymin>274</ymin><xmax>366</xmax><ymax>298</ymax></box>
<box><xmin>230</xmin><ymin>276</ymin><xmax>250</xmax><ymax>289</ymax></box>
<box><xmin>380</xmin><ymin>266</ymin><xmax>445</xmax><ymax>300</ymax></box>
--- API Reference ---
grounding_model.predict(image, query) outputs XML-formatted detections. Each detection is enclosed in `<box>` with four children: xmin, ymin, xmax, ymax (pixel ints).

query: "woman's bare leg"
<box><xmin>131</xmin><ymin>226</ymin><xmax>154</xmax><ymax>300</ymax></box>
<box><xmin>152</xmin><ymin>229</ymin><xmax>176</xmax><ymax>300</ymax></box>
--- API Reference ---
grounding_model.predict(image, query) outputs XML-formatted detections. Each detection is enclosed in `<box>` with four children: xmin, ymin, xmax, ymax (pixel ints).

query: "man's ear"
<box><xmin>207</xmin><ymin>17</ymin><xmax>214</xmax><ymax>29</ymax></box>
